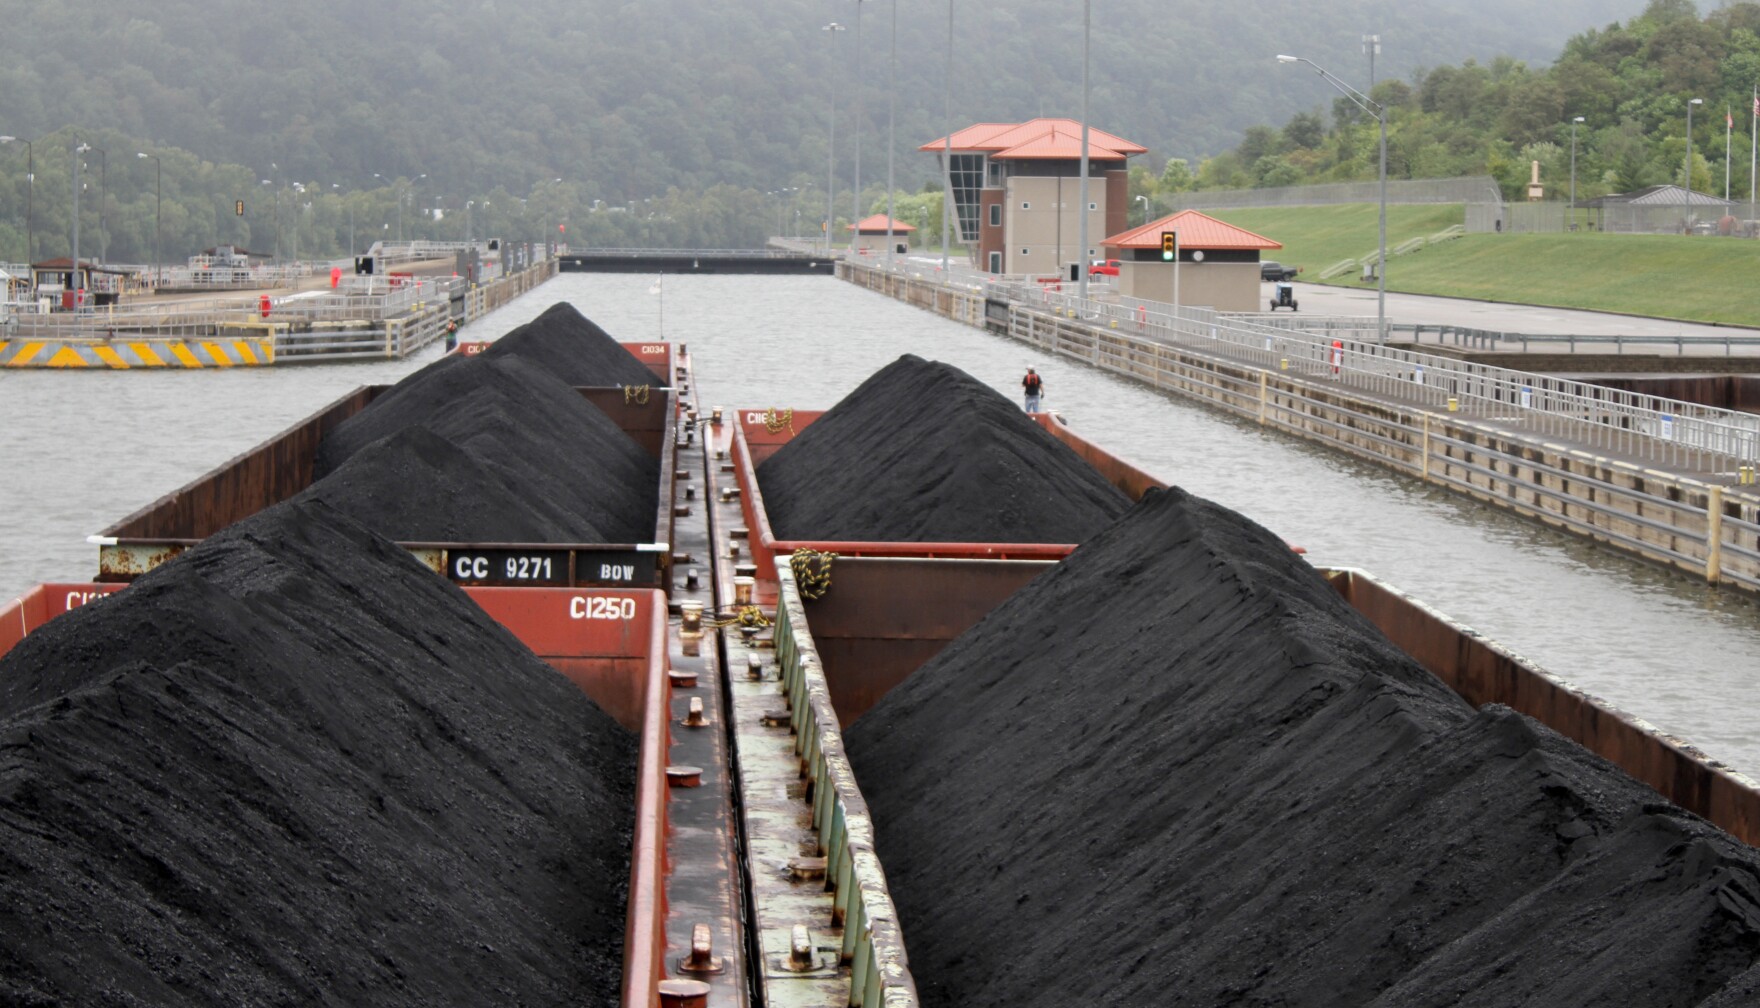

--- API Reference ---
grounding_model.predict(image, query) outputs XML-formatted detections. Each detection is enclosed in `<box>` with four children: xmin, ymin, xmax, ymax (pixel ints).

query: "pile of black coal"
<box><xmin>0</xmin><ymin>499</ymin><xmax>635</xmax><ymax>1007</ymax></box>
<box><xmin>311</xmin><ymin>353</ymin><xmax>657</xmax><ymax>543</ymax></box>
<box><xmin>481</xmin><ymin>300</ymin><xmax>660</xmax><ymax>389</ymax></box>
<box><xmin>845</xmin><ymin>486</ymin><xmax>1760</xmax><ymax>1007</ymax></box>
<box><xmin>757</xmin><ymin>354</ymin><xmax>1131</xmax><ymax>543</ymax></box>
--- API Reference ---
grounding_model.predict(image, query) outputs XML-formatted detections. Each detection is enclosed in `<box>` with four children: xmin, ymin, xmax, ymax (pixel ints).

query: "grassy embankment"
<box><xmin>1210</xmin><ymin>204</ymin><xmax>1760</xmax><ymax>328</ymax></box>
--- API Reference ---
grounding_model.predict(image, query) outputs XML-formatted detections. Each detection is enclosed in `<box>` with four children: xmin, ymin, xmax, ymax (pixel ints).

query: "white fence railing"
<box><xmin>860</xmin><ymin>261</ymin><xmax>1760</xmax><ymax>471</ymax></box>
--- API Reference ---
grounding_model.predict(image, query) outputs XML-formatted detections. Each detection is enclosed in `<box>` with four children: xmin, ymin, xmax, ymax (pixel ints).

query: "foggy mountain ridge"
<box><xmin>0</xmin><ymin>0</ymin><xmax>1650</xmax><ymax>201</ymax></box>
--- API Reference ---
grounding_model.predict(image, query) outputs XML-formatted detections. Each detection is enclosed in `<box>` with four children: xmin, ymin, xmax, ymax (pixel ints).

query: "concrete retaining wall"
<box><xmin>843</xmin><ymin>263</ymin><xmax>1760</xmax><ymax>597</ymax></box>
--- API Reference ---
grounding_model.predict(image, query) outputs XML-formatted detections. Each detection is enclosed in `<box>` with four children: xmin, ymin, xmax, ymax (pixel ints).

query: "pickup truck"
<box><xmin>1260</xmin><ymin>261</ymin><xmax>1300</xmax><ymax>282</ymax></box>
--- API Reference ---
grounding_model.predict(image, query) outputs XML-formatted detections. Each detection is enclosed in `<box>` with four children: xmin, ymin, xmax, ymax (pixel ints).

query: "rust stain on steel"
<box><xmin>96</xmin><ymin>542</ymin><xmax>192</xmax><ymax>580</ymax></box>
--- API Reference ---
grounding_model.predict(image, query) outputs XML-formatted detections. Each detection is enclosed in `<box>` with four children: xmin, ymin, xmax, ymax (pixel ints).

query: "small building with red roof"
<box><xmin>920</xmin><ymin>118</ymin><xmax>1146</xmax><ymax>276</ymax></box>
<box><xmin>846</xmin><ymin>214</ymin><xmax>916</xmax><ymax>256</ymax></box>
<box><xmin>1101</xmin><ymin>210</ymin><xmax>1283</xmax><ymax>311</ymax></box>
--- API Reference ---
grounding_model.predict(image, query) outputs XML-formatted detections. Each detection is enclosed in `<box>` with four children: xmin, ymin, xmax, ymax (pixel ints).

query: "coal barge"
<box><xmin>4</xmin><ymin>304</ymin><xmax>1760</xmax><ymax>1007</ymax></box>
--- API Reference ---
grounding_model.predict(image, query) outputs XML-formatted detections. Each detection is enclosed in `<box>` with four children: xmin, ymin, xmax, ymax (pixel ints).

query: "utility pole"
<box><xmin>1363</xmin><ymin>34</ymin><xmax>1380</xmax><ymax>88</ymax></box>
<box><xmin>824</xmin><ymin>21</ymin><xmax>845</xmax><ymax>256</ymax></box>
<box><xmin>137</xmin><ymin>152</ymin><xmax>161</xmax><ymax>286</ymax></box>
<box><xmin>72</xmin><ymin>138</ymin><xmax>83</xmax><ymax>306</ymax></box>
<box><xmin>851</xmin><ymin>0</ymin><xmax>866</xmax><ymax>253</ymax></box>
<box><xmin>942</xmin><ymin>0</ymin><xmax>953</xmax><ymax>273</ymax></box>
<box><xmin>885</xmin><ymin>0</ymin><xmax>896</xmax><ymax>268</ymax></box>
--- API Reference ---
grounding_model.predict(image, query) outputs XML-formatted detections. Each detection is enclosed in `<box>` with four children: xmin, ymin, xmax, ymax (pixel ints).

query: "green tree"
<box><xmin>1158</xmin><ymin>158</ymin><xmax>1194</xmax><ymax>193</ymax></box>
<box><xmin>1281</xmin><ymin>112</ymin><xmax>1326</xmax><ymax>151</ymax></box>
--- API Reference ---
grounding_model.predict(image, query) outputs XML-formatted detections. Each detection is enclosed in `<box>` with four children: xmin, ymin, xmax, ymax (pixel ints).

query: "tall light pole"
<box><xmin>885</xmin><ymin>0</ymin><xmax>896</xmax><ymax>268</ymax></box>
<box><xmin>1686</xmin><ymin>97</ymin><xmax>1703</xmax><ymax>195</ymax></box>
<box><xmin>851</xmin><ymin>0</ymin><xmax>866</xmax><ymax>254</ymax></box>
<box><xmin>1569</xmin><ymin>116</ymin><xmax>1583</xmax><ymax>232</ymax></box>
<box><xmin>941</xmin><ymin>0</ymin><xmax>953</xmax><ymax>273</ymax></box>
<box><xmin>0</xmin><ymin>136</ymin><xmax>31</xmax><ymax>265</ymax></box>
<box><xmin>824</xmin><ymin>21</ymin><xmax>845</xmax><ymax>254</ymax></box>
<box><xmin>1363</xmin><ymin>34</ymin><xmax>1380</xmax><ymax>88</ymax></box>
<box><xmin>136</xmin><ymin>152</ymin><xmax>161</xmax><ymax>285</ymax></box>
<box><xmin>1135</xmin><ymin>194</ymin><xmax>1149</xmax><ymax>225</ymax></box>
<box><xmin>72</xmin><ymin>139</ymin><xmax>84</xmax><ymax>304</ymax></box>
<box><xmin>291</xmin><ymin>182</ymin><xmax>307</xmax><ymax>262</ymax></box>
<box><xmin>1077</xmin><ymin>0</ymin><xmax>1092</xmax><ymax>302</ymax></box>
<box><xmin>1279</xmin><ymin>54</ymin><xmax>1386</xmax><ymax>342</ymax></box>
<box><xmin>372</xmin><ymin>172</ymin><xmax>389</xmax><ymax>247</ymax></box>
<box><xmin>334</xmin><ymin>184</ymin><xmax>354</xmax><ymax>255</ymax></box>
<box><xmin>260</xmin><ymin>179</ymin><xmax>275</xmax><ymax>259</ymax></box>
<box><xmin>88</xmin><ymin>145</ymin><xmax>107</xmax><ymax>264</ymax></box>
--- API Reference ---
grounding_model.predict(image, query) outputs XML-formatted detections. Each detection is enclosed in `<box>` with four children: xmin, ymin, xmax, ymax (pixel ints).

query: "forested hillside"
<box><xmin>0</xmin><ymin>0</ymin><xmax>1646</xmax><ymax>259</ymax></box>
<box><xmin>1173</xmin><ymin>0</ymin><xmax>1760</xmax><ymax>207</ymax></box>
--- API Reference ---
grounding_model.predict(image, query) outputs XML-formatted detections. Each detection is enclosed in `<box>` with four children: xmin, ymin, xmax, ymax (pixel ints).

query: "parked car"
<box><xmin>1090</xmin><ymin>259</ymin><xmax>1122</xmax><ymax>276</ymax></box>
<box><xmin>1260</xmin><ymin>261</ymin><xmax>1300</xmax><ymax>282</ymax></box>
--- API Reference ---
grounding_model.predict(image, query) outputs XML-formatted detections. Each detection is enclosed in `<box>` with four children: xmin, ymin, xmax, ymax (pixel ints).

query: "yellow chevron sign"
<box><xmin>0</xmin><ymin>337</ymin><xmax>275</xmax><ymax>369</ymax></box>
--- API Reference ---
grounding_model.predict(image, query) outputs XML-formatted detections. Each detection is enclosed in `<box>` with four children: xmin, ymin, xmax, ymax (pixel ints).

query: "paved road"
<box><xmin>1269</xmin><ymin>280</ymin><xmax>1760</xmax><ymax>356</ymax></box>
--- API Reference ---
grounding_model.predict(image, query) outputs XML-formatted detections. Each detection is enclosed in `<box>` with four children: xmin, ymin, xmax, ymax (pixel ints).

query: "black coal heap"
<box><xmin>0</xmin><ymin>499</ymin><xmax>635</xmax><ymax>1006</ymax></box>
<box><xmin>312</xmin><ymin>353</ymin><xmax>657</xmax><ymax>543</ymax></box>
<box><xmin>757</xmin><ymin>354</ymin><xmax>1131</xmax><ymax>543</ymax></box>
<box><xmin>480</xmin><ymin>300</ymin><xmax>659</xmax><ymax>389</ymax></box>
<box><xmin>846</xmin><ymin>486</ymin><xmax>1760</xmax><ymax>1007</ymax></box>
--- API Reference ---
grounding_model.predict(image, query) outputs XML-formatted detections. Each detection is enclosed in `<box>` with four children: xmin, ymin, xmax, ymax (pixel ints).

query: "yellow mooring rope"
<box><xmin>708</xmin><ymin>605</ymin><xmax>772</xmax><ymax>630</ymax></box>
<box><xmin>623</xmin><ymin>384</ymin><xmax>651</xmax><ymax>405</ymax></box>
<box><xmin>790</xmin><ymin>548</ymin><xmax>837</xmax><ymax>601</ymax></box>
<box><xmin>763</xmin><ymin>407</ymin><xmax>794</xmax><ymax>434</ymax></box>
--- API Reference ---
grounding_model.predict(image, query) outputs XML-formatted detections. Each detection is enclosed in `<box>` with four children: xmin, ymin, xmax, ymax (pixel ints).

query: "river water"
<box><xmin>4</xmin><ymin>272</ymin><xmax>1759</xmax><ymax>774</ymax></box>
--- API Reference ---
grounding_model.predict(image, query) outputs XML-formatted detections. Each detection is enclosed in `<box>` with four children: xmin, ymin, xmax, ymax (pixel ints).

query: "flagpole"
<box><xmin>1726</xmin><ymin>106</ymin><xmax>1732</xmax><ymax>202</ymax></box>
<box><xmin>1751</xmin><ymin>85</ymin><xmax>1757</xmax><ymax>231</ymax></box>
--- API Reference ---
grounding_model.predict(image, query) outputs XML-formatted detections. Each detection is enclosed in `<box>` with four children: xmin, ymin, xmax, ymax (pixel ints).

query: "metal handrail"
<box><xmin>1393</xmin><ymin>323</ymin><xmax>1760</xmax><ymax>355</ymax></box>
<box><xmin>995</xmin><ymin>280</ymin><xmax>1760</xmax><ymax>469</ymax></box>
<box><xmin>571</xmin><ymin>247</ymin><xmax>829</xmax><ymax>259</ymax></box>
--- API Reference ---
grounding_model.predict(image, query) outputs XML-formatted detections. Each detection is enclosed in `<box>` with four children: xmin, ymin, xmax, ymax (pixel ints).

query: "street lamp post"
<box><xmin>332</xmin><ymin>184</ymin><xmax>354</xmax><ymax>255</ymax></box>
<box><xmin>0</xmin><ymin>136</ymin><xmax>31</xmax><ymax>265</ymax></box>
<box><xmin>72</xmin><ymin>139</ymin><xmax>84</xmax><ymax>305</ymax></box>
<box><xmin>1279</xmin><ymin>54</ymin><xmax>1387</xmax><ymax>343</ymax></box>
<box><xmin>941</xmin><ymin>0</ymin><xmax>953</xmax><ymax>273</ymax></box>
<box><xmin>136</xmin><ymin>152</ymin><xmax>161</xmax><ymax>286</ymax></box>
<box><xmin>885</xmin><ymin>0</ymin><xmax>896</xmax><ymax>268</ymax></box>
<box><xmin>851</xmin><ymin>0</ymin><xmax>866</xmax><ymax>254</ymax></box>
<box><xmin>259</xmin><ymin>179</ymin><xmax>275</xmax><ymax>259</ymax></box>
<box><xmin>88</xmin><ymin>145</ymin><xmax>107</xmax><ymax>264</ymax></box>
<box><xmin>292</xmin><ymin>183</ymin><xmax>307</xmax><ymax>262</ymax></box>
<box><xmin>1569</xmin><ymin>116</ymin><xmax>1584</xmax><ymax>232</ymax></box>
<box><xmin>1136</xmin><ymin>195</ymin><xmax>1149</xmax><ymax>226</ymax></box>
<box><xmin>823</xmin><ymin>21</ymin><xmax>845</xmax><ymax>256</ymax></box>
<box><xmin>1077</xmin><ymin>0</ymin><xmax>1092</xmax><ymax>303</ymax></box>
<box><xmin>1686</xmin><ymin>97</ymin><xmax>1703</xmax><ymax>195</ymax></box>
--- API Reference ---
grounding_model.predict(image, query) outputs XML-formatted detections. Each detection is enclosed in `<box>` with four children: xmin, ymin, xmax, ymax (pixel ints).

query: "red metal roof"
<box><xmin>1102</xmin><ymin>210</ymin><xmax>1283</xmax><ymax>252</ymax></box>
<box><xmin>918</xmin><ymin>117</ymin><xmax>1146</xmax><ymax>158</ymax></box>
<box><xmin>847</xmin><ymin>214</ymin><xmax>917</xmax><ymax>233</ymax></box>
<box><xmin>994</xmin><ymin>126</ymin><xmax>1125</xmax><ymax>161</ymax></box>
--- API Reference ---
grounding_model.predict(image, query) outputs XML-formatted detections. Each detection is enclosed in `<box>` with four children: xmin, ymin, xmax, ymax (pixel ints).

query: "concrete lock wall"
<box><xmin>842</xmin><ymin>263</ymin><xmax>1760</xmax><ymax>597</ymax></box>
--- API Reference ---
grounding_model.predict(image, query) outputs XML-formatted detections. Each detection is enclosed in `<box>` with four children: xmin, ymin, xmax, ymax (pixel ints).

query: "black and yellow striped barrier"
<box><xmin>0</xmin><ymin>336</ymin><xmax>276</xmax><ymax>368</ymax></box>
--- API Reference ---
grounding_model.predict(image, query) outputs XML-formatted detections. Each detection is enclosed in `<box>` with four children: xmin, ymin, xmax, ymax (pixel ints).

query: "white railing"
<box><xmin>855</xmin><ymin>260</ymin><xmax>1760</xmax><ymax>471</ymax></box>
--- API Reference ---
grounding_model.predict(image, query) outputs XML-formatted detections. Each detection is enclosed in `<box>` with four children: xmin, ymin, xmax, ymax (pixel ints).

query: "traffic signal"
<box><xmin>1160</xmin><ymin>231</ymin><xmax>1176</xmax><ymax>261</ymax></box>
<box><xmin>235</xmin><ymin>200</ymin><xmax>245</xmax><ymax>216</ymax></box>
